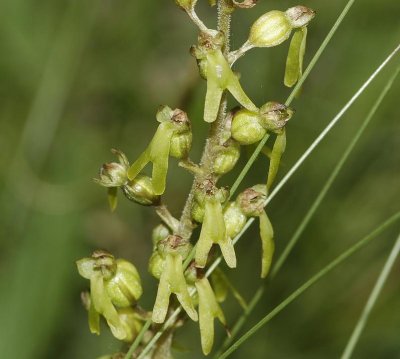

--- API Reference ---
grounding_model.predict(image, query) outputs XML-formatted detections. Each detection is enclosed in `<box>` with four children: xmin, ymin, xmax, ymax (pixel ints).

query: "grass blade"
<box><xmin>340</xmin><ymin>232</ymin><xmax>400</xmax><ymax>359</ymax></box>
<box><xmin>214</xmin><ymin>63</ymin><xmax>400</xmax><ymax>357</ymax></box>
<box><xmin>217</xmin><ymin>212</ymin><xmax>400</xmax><ymax>359</ymax></box>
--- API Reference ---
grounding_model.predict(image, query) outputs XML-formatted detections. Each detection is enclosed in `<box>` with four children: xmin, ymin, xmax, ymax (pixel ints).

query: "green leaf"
<box><xmin>284</xmin><ymin>27</ymin><xmax>307</xmax><ymax>88</ymax></box>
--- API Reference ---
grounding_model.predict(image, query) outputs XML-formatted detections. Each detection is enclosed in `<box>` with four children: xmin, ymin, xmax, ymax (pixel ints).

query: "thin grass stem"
<box><xmin>217</xmin><ymin>212</ymin><xmax>400</xmax><ymax>359</ymax></box>
<box><xmin>340</xmin><ymin>232</ymin><xmax>400</xmax><ymax>359</ymax></box>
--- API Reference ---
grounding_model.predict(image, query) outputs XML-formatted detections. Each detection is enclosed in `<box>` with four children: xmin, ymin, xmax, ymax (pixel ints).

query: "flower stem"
<box><xmin>178</xmin><ymin>0</ymin><xmax>232</xmax><ymax>239</ymax></box>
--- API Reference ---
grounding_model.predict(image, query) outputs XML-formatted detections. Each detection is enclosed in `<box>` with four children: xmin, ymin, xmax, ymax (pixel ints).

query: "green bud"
<box><xmin>122</xmin><ymin>174</ymin><xmax>161</xmax><ymax>206</ymax></box>
<box><xmin>259</xmin><ymin>101</ymin><xmax>294</xmax><ymax>132</ymax></box>
<box><xmin>94</xmin><ymin>149</ymin><xmax>129</xmax><ymax>188</ymax></box>
<box><xmin>223</xmin><ymin>201</ymin><xmax>247</xmax><ymax>239</ymax></box>
<box><xmin>236</xmin><ymin>184</ymin><xmax>267</xmax><ymax>217</ymax></box>
<box><xmin>195</xmin><ymin>277</ymin><xmax>226</xmax><ymax>355</ymax></box>
<box><xmin>248</xmin><ymin>10</ymin><xmax>292</xmax><ymax>48</ymax></box>
<box><xmin>285</xmin><ymin>6</ymin><xmax>315</xmax><ymax>28</ymax></box>
<box><xmin>169</xmin><ymin>109</ymin><xmax>192</xmax><ymax>159</ymax></box>
<box><xmin>157</xmin><ymin>234</ymin><xmax>192</xmax><ymax>260</ymax></box>
<box><xmin>231</xmin><ymin>109</ymin><xmax>266</xmax><ymax>145</ymax></box>
<box><xmin>104</xmin><ymin>259</ymin><xmax>143</xmax><ymax>308</ymax></box>
<box><xmin>152</xmin><ymin>224</ymin><xmax>170</xmax><ymax>248</ymax></box>
<box><xmin>213</xmin><ymin>140</ymin><xmax>241</xmax><ymax>175</ymax></box>
<box><xmin>148</xmin><ymin>252</ymin><xmax>165</xmax><ymax>279</ymax></box>
<box><xmin>191</xmin><ymin>180</ymin><xmax>229</xmax><ymax>222</ymax></box>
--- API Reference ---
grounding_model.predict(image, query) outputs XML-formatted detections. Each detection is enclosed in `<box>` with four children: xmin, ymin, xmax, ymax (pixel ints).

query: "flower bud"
<box><xmin>231</xmin><ymin>109</ymin><xmax>266</xmax><ymax>145</ymax></box>
<box><xmin>236</xmin><ymin>184</ymin><xmax>267</xmax><ymax>217</ymax></box>
<box><xmin>248</xmin><ymin>10</ymin><xmax>292</xmax><ymax>48</ymax></box>
<box><xmin>192</xmin><ymin>180</ymin><xmax>229</xmax><ymax>222</ymax></box>
<box><xmin>213</xmin><ymin>140</ymin><xmax>241</xmax><ymax>175</ymax></box>
<box><xmin>285</xmin><ymin>6</ymin><xmax>315</xmax><ymax>28</ymax></box>
<box><xmin>223</xmin><ymin>201</ymin><xmax>247</xmax><ymax>239</ymax></box>
<box><xmin>152</xmin><ymin>224</ymin><xmax>170</xmax><ymax>248</ymax></box>
<box><xmin>122</xmin><ymin>174</ymin><xmax>161</xmax><ymax>206</ymax></box>
<box><xmin>148</xmin><ymin>252</ymin><xmax>165</xmax><ymax>279</ymax></box>
<box><xmin>157</xmin><ymin>234</ymin><xmax>192</xmax><ymax>260</ymax></box>
<box><xmin>169</xmin><ymin>110</ymin><xmax>192</xmax><ymax>159</ymax></box>
<box><xmin>104</xmin><ymin>259</ymin><xmax>143</xmax><ymax>308</ymax></box>
<box><xmin>94</xmin><ymin>149</ymin><xmax>129</xmax><ymax>188</ymax></box>
<box><xmin>259</xmin><ymin>101</ymin><xmax>294</xmax><ymax>132</ymax></box>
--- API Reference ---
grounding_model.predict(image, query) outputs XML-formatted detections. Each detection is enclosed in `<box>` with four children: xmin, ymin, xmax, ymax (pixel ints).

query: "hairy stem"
<box><xmin>178</xmin><ymin>0</ymin><xmax>232</xmax><ymax>239</ymax></box>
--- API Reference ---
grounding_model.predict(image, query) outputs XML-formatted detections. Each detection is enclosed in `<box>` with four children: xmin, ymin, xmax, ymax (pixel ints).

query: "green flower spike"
<box><xmin>284</xmin><ymin>27</ymin><xmax>307</xmax><ymax>88</ymax></box>
<box><xmin>194</xmin><ymin>183</ymin><xmax>236</xmax><ymax>268</ymax></box>
<box><xmin>127</xmin><ymin>106</ymin><xmax>192</xmax><ymax>195</ymax></box>
<box><xmin>237</xmin><ymin>185</ymin><xmax>275</xmax><ymax>278</ymax></box>
<box><xmin>76</xmin><ymin>251</ymin><xmax>143</xmax><ymax>340</ymax></box>
<box><xmin>191</xmin><ymin>32</ymin><xmax>258</xmax><ymax>123</ymax></box>
<box><xmin>152</xmin><ymin>235</ymin><xmax>198</xmax><ymax>323</ymax></box>
<box><xmin>195</xmin><ymin>277</ymin><xmax>226</xmax><ymax>355</ymax></box>
<box><xmin>266</xmin><ymin>129</ymin><xmax>287</xmax><ymax>190</ymax></box>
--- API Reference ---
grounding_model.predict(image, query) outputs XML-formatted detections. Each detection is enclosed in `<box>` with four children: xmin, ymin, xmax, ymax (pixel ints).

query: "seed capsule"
<box><xmin>223</xmin><ymin>201</ymin><xmax>247</xmax><ymax>239</ymax></box>
<box><xmin>122</xmin><ymin>174</ymin><xmax>161</xmax><ymax>206</ymax></box>
<box><xmin>213</xmin><ymin>140</ymin><xmax>241</xmax><ymax>175</ymax></box>
<box><xmin>104</xmin><ymin>259</ymin><xmax>143</xmax><ymax>308</ymax></box>
<box><xmin>248</xmin><ymin>10</ymin><xmax>292</xmax><ymax>48</ymax></box>
<box><xmin>231</xmin><ymin>109</ymin><xmax>266</xmax><ymax>145</ymax></box>
<box><xmin>148</xmin><ymin>252</ymin><xmax>165</xmax><ymax>279</ymax></box>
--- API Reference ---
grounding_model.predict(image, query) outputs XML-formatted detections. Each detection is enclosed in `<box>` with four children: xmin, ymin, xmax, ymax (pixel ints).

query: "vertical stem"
<box><xmin>178</xmin><ymin>0</ymin><xmax>232</xmax><ymax>239</ymax></box>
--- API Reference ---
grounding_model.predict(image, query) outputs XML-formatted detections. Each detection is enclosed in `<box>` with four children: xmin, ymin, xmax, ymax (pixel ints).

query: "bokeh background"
<box><xmin>0</xmin><ymin>0</ymin><xmax>399</xmax><ymax>358</ymax></box>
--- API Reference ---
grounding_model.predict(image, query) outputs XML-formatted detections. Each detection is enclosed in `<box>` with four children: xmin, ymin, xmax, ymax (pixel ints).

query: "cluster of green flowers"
<box><xmin>77</xmin><ymin>1</ymin><xmax>315</xmax><ymax>357</ymax></box>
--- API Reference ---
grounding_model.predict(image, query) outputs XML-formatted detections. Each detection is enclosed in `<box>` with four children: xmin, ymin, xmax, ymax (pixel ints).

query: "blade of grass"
<box><xmin>217</xmin><ymin>212</ymin><xmax>400</xmax><ymax>359</ymax></box>
<box><xmin>340</xmin><ymin>232</ymin><xmax>400</xmax><ymax>359</ymax></box>
<box><xmin>214</xmin><ymin>63</ymin><xmax>400</xmax><ymax>357</ymax></box>
<box><xmin>229</xmin><ymin>0</ymin><xmax>358</xmax><ymax>199</ymax></box>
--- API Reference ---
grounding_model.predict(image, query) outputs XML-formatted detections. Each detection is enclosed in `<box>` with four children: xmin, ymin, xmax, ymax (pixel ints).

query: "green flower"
<box><xmin>195</xmin><ymin>277</ymin><xmax>226</xmax><ymax>355</ymax></box>
<box><xmin>191</xmin><ymin>32</ymin><xmax>258</xmax><ymax>123</ymax></box>
<box><xmin>152</xmin><ymin>235</ymin><xmax>198</xmax><ymax>323</ymax></box>
<box><xmin>128</xmin><ymin>106</ymin><xmax>192</xmax><ymax>195</ymax></box>
<box><xmin>237</xmin><ymin>185</ymin><xmax>275</xmax><ymax>278</ymax></box>
<box><xmin>76</xmin><ymin>251</ymin><xmax>143</xmax><ymax>340</ymax></box>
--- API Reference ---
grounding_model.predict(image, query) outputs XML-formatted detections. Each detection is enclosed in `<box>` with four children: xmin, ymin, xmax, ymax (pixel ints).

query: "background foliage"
<box><xmin>0</xmin><ymin>0</ymin><xmax>399</xmax><ymax>358</ymax></box>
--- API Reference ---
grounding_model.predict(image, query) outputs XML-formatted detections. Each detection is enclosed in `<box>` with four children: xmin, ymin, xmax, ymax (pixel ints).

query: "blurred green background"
<box><xmin>0</xmin><ymin>0</ymin><xmax>399</xmax><ymax>358</ymax></box>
